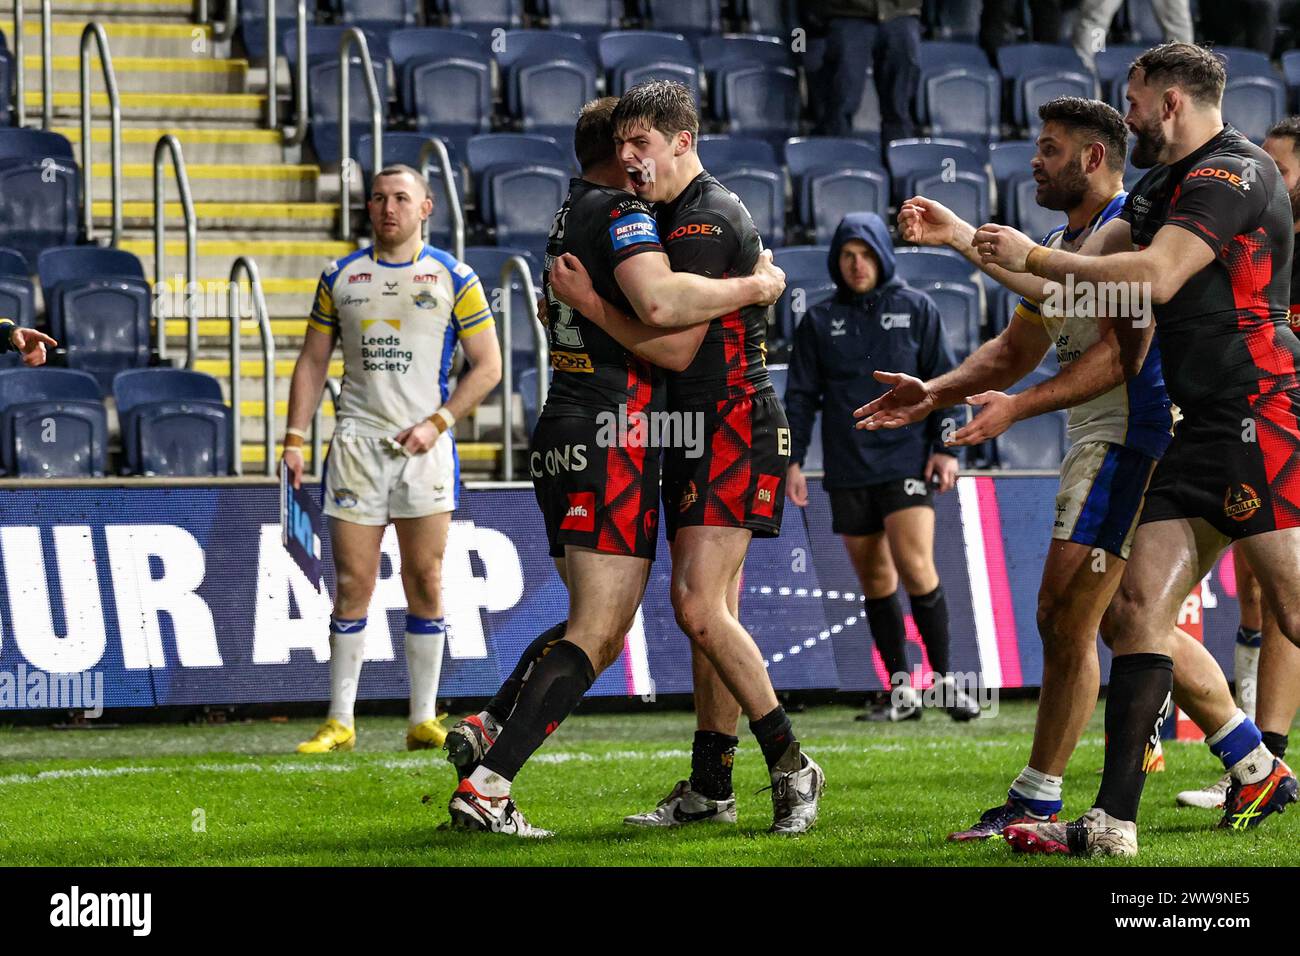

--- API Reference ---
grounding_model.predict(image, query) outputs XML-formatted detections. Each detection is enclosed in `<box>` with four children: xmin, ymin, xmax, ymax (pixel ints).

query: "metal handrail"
<box><xmin>499</xmin><ymin>256</ymin><xmax>547</xmax><ymax>481</ymax></box>
<box><xmin>40</xmin><ymin>0</ymin><xmax>51</xmax><ymax>128</ymax></box>
<box><xmin>13</xmin><ymin>0</ymin><xmax>24</xmax><ymax>126</ymax></box>
<box><xmin>311</xmin><ymin>377</ymin><xmax>340</xmax><ymax>478</ymax></box>
<box><xmin>418</xmin><ymin>136</ymin><xmax>465</xmax><ymax>261</ymax></box>
<box><xmin>285</xmin><ymin>0</ymin><xmax>307</xmax><ymax>146</ymax></box>
<box><xmin>337</xmin><ymin>26</ymin><xmax>382</xmax><ymax>242</ymax></box>
<box><xmin>79</xmin><ymin>24</ymin><xmax>122</xmax><ymax>246</ymax></box>
<box><xmin>153</xmin><ymin>135</ymin><xmax>199</xmax><ymax>367</ymax></box>
<box><xmin>228</xmin><ymin>256</ymin><xmax>275</xmax><ymax>477</ymax></box>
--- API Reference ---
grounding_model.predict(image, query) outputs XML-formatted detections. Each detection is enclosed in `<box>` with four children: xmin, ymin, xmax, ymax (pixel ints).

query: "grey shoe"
<box><xmin>767</xmin><ymin>748</ymin><xmax>825</xmax><ymax>835</ymax></box>
<box><xmin>623</xmin><ymin>779</ymin><xmax>738</xmax><ymax>827</ymax></box>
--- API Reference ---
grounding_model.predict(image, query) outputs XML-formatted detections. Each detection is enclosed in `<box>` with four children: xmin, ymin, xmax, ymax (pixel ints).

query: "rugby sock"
<box><xmin>909</xmin><ymin>585</ymin><xmax>951</xmax><ymax>677</ymax></box>
<box><xmin>1094</xmin><ymin>653</ymin><xmax>1173</xmax><ymax>823</ymax></box>
<box><xmin>751</xmin><ymin>706</ymin><xmax>802</xmax><ymax>772</ymax></box>
<box><xmin>484</xmin><ymin>621</ymin><xmax>568</xmax><ymax>723</ymax></box>
<box><xmin>864</xmin><ymin>593</ymin><xmax>909</xmax><ymax>684</ymax></box>
<box><xmin>1237</xmin><ymin>625</ymin><xmax>1263</xmax><ymax>648</ymax></box>
<box><xmin>404</xmin><ymin>614</ymin><xmax>445</xmax><ymax>725</ymax></box>
<box><xmin>480</xmin><ymin>639</ymin><xmax>596</xmax><ymax>784</ymax></box>
<box><xmin>1207</xmin><ymin>710</ymin><xmax>1272</xmax><ymax>784</ymax></box>
<box><xmin>327</xmin><ymin>615</ymin><xmax>367</xmax><ymax>727</ymax></box>
<box><xmin>1234</xmin><ymin>633</ymin><xmax>1261</xmax><ymax>719</ymax></box>
<box><xmin>690</xmin><ymin>730</ymin><xmax>739</xmax><ymax>800</ymax></box>
<box><xmin>1009</xmin><ymin>765</ymin><xmax>1064</xmax><ymax>817</ymax></box>
<box><xmin>1262</xmin><ymin>731</ymin><xmax>1289</xmax><ymax>760</ymax></box>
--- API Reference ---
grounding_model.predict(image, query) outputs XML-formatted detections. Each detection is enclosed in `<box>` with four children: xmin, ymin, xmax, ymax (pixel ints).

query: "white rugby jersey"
<box><xmin>308</xmin><ymin>244</ymin><xmax>494</xmax><ymax>437</ymax></box>
<box><xmin>1013</xmin><ymin>191</ymin><xmax>1173</xmax><ymax>459</ymax></box>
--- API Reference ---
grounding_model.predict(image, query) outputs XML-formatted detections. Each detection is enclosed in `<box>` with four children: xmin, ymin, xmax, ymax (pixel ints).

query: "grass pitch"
<box><xmin>0</xmin><ymin>700</ymin><xmax>1293</xmax><ymax>866</ymax></box>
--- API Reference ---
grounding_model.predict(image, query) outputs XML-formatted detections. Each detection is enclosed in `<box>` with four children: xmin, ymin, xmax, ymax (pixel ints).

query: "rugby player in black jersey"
<box><xmin>976</xmin><ymin>43</ymin><xmax>1300</xmax><ymax>856</ymax></box>
<box><xmin>443</xmin><ymin>98</ymin><xmax>785</xmax><ymax>836</ymax></box>
<box><xmin>549</xmin><ymin>81</ymin><xmax>827</xmax><ymax>834</ymax></box>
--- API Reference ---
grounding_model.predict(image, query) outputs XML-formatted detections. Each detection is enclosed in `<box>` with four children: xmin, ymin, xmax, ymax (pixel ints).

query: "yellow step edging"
<box><xmin>30</xmin><ymin>91</ymin><xmax>265</xmax><ymax>109</ymax></box>
<box><xmin>100</xmin><ymin>201</ymin><xmax>338</xmax><ymax>220</ymax></box>
<box><xmin>57</xmin><ymin>126</ymin><xmax>282</xmax><ymax>145</ymax></box>
<box><xmin>26</xmin><ymin>21</ymin><xmax>212</xmax><ymax>39</ymax></box>
<box><xmin>191</xmin><ymin>277</ymin><xmax>318</xmax><ymax>295</ymax></box>
<box><xmin>122</xmin><ymin>239</ymin><xmax>356</xmax><ymax>258</ymax></box>
<box><xmin>95</xmin><ymin>162</ymin><xmax>317</xmax><ymax>180</ymax></box>
<box><xmin>28</xmin><ymin>55</ymin><xmax>247</xmax><ymax>73</ymax></box>
<box><xmin>241</xmin><ymin>399</ymin><xmax>334</xmax><ymax>417</ymax></box>
<box><xmin>166</xmin><ymin>319</ymin><xmax>308</xmax><ymax>336</ymax></box>
<box><xmin>195</xmin><ymin>358</ymin><xmax>344</xmax><ymax>378</ymax></box>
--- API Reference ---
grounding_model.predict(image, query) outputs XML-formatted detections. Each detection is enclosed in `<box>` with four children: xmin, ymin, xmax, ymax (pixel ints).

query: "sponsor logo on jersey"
<box><xmin>382</xmin><ymin>281</ymin><xmax>399</xmax><ymax>297</ymax></box>
<box><xmin>414</xmin><ymin>273</ymin><xmax>438</xmax><ymax>283</ymax></box>
<box><xmin>752</xmin><ymin>474</ymin><xmax>781</xmax><ymax>518</ymax></box>
<box><xmin>1224</xmin><ymin>482</ymin><xmax>1263</xmax><ymax>521</ymax></box>
<box><xmin>530</xmin><ymin>444</ymin><xmax>588</xmax><ymax>478</ymax></box>
<box><xmin>551</xmin><ymin>350</ymin><xmax>595</xmax><ymax>373</ymax></box>
<box><xmin>665</xmin><ymin>222</ymin><xmax>723</xmax><ymax>241</ymax></box>
<box><xmin>453</xmin><ymin>261</ymin><xmax>473</xmax><ymax>279</ymax></box>
<box><xmin>1187</xmin><ymin>165</ymin><xmax>1250</xmax><ymax>192</ymax></box>
<box><xmin>560</xmin><ymin>492</ymin><xmax>596</xmax><ymax>532</ymax></box>
<box><xmin>609</xmin><ymin>212</ymin><xmax>661</xmax><ymax>250</ymax></box>
<box><xmin>332</xmin><ymin>488</ymin><xmax>358</xmax><ymax>509</ymax></box>
<box><xmin>348</xmin><ymin>273</ymin><xmax>372</xmax><ymax>284</ymax></box>
<box><xmin>1289</xmin><ymin>306</ymin><xmax>1300</xmax><ymax>331</ymax></box>
<box><xmin>679</xmin><ymin>480</ymin><xmax>699</xmax><ymax>512</ymax></box>
<box><xmin>903</xmin><ymin>478</ymin><xmax>927</xmax><ymax>496</ymax></box>
<box><xmin>337</xmin><ymin>294</ymin><xmax>369</xmax><ymax>307</ymax></box>
<box><xmin>881</xmin><ymin>312</ymin><xmax>911</xmax><ymax>330</ymax></box>
<box><xmin>831</xmin><ymin>318</ymin><xmax>847</xmax><ymax>337</ymax></box>
<box><xmin>412</xmin><ymin>290</ymin><xmax>438</xmax><ymax>310</ymax></box>
<box><xmin>643</xmin><ymin>508</ymin><xmax>659</xmax><ymax>540</ymax></box>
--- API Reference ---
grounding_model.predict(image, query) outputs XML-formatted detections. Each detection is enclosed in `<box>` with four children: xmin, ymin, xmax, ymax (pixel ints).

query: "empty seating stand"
<box><xmin>113</xmin><ymin>368</ymin><xmax>231</xmax><ymax>477</ymax></box>
<box><xmin>0</xmin><ymin>367</ymin><xmax>108</xmax><ymax>477</ymax></box>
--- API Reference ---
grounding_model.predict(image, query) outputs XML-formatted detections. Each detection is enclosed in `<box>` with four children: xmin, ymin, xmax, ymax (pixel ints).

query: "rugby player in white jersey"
<box><xmin>859</xmin><ymin>97</ymin><xmax>1264</xmax><ymax>844</ymax></box>
<box><xmin>282</xmin><ymin>165</ymin><xmax>501</xmax><ymax>753</ymax></box>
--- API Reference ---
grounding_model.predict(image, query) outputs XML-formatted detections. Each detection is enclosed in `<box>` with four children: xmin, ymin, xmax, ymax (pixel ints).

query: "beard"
<box><xmin>1288</xmin><ymin>180</ymin><xmax>1300</xmax><ymax>222</ymax></box>
<box><xmin>1036</xmin><ymin>156</ymin><xmax>1089</xmax><ymax>211</ymax></box>
<box><xmin>1130</xmin><ymin>116</ymin><xmax>1167</xmax><ymax>168</ymax></box>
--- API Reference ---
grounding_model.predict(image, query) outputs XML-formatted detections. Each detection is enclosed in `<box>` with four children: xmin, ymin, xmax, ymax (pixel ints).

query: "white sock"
<box><xmin>477</xmin><ymin>710</ymin><xmax>503</xmax><ymax>737</ymax></box>
<box><xmin>1206</xmin><ymin>709</ymin><xmax>1247</xmax><ymax>747</ymax></box>
<box><xmin>1229</xmin><ymin>742</ymin><xmax>1274</xmax><ymax>785</ymax></box>
<box><xmin>468</xmin><ymin>764</ymin><xmax>511</xmax><ymax>797</ymax></box>
<box><xmin>327</xmin><ymin>617</ymin><xmax>367</xmax><ymax>726</ymax></box>
<box><xmin>1234</xmin><ymin>643</ymin><xmax>1260</xmax><ymax>720</ymax></box>
<box><xmin>405</xmin><ymin>615</ymin><xmax>446</xmax><ymax>725</ymax></box>
<box><xmin>1009</xmin><ymin>765</ymin><xmax>1064</xmax><ymax>804</ymax></box>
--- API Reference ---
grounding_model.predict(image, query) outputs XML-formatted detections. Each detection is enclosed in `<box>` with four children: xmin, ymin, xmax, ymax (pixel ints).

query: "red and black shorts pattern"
<box><xmin>531</xmin><ymin>411</ymin><xmax>661</xmax><ymax>560</ymax></box>
<box><xmin>1139</xmin><ymin>388</ymin><xmax>1300</xmax><ymax>539</ymax></box>
<box><xmin>662</xmin><ymin>390</ymin><xmax>790</xmax><ymax>542</ymax></box>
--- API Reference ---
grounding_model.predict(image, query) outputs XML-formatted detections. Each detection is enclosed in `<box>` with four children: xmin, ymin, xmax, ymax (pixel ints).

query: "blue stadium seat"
<box><xmin>989</xmin><ymin>139</ymin><xmax>1035</xmax><ymax>190</ymax></box>
<box><xmin>914</xmin><ymin>280</ymin><xmax>981</xmax><ymax>361</ymax></box>
<box><xmin>544</xmin><ymin>0</ymin><xmax>622</xmax><ymax>45</ymax></box>
<box><xmin>1215</xmin><ymin>46</ymin><xmax>1277</xmax><ymax>80</ymax></box>
<box><xmin>388</xmin><ymin>29</ymin><xmax>491</xmax><ymax>116</ymax></box>
<box><xmin>495</xmin><ymin>29</ymin><xmax>590</xmax><ymax>110</ymax></box>
<box><xmin>713</xmin><ymin>163</ymin><xmax>786</xmax><ymax>246</ymax></box>
<box><xmin>987</xmin><ymin>283</ymin><xmax>1019</xmax><ymax>336</ymax></box>
<box><xmin>699</xmin><ymin>135</ymin><xmax>779</xmax><ymax>169</ymax></box>
<box><xmin>238</xmin><ymin>0</ymin><xmax>321</xmax><ymax>64</ymax></box>
<box><xmin>1283</xmin><ymin>51</ymin><xmax>1300</xmax><ymax>112</ymax></box>
<box><xmin>1093</xmin><ymin>43</ymin><xmax>1146</xmax><ymax>84</ymax></box>
<box><xmin>0</xmin><ymin>367</ymin><xmax>107</xmax><ymax>477</ymax></box>
<box><xmin>0</xmin><ymin>127</ymin><xmax>75</xmax><ymax>162</ymax></box>
<box><xmin>0</xmin><ymin>130</ymin><xmax>78</xmax><ymax>269</ymax></box>
<box><xmin>925</xmin><ymin>0</ymin><xmax>980</xmax><ymax>41</ymax></box>
<box><xmin>893</xmin><ymin>246</ymin><xmax>979</xmax><ymax>284</ymax></box>
<box><xmin>886</xmin><ymin>137</ymin><xmax>986</xmax><ymax>206</ymax></box>
<box><xmin>700</xmin><ymin>34</ymin><xmax>792</xmax><ymax>118</ymax></box>
<box><xmin>283</xmin><ymin>25</ymin><xmax>390</xmax><ymax>65</ymax></box>
<box><xmin>785</xmin><ymin>137</ymin><xmax>884</xmax><ymax>223</ymax></box>
<box><xmin>785</xmin><ymin>136</ymin><xmax>883</xmax><ymax>180</ymax></box>
<box><xmin>994</xmin><ymin>409</ymin><xmax>1068</xmax><ymax>469</ymax></box>
<box><xmin>483</xmin><ymin>165</ymin><xmax>569</xmax><ymax>248</ymax></box>
<box><xmin>739</xmin><ymin>0</ymin><xmax>794</xmax><ymax>35</ymax></box>
<box><xmin>463</xmin><ymin>246</ymin><xmax>542</xmax><ymax>377</ymax></box>
<box><xmin>640</xmin><ymin>0</ymin><xmax>723</xmax><ymax>40</ymax></box>
<box><xmin>338</xmin><ymin>0</ymin><xmax>417</xmax><ymax>28</ymax></box>
<box><xmin>517</xmin><ymin>366</ymin><xmax>555</xmax><ymax>437</ymax></box>
<box><xmin>516</xmin><ymin>59</ymin><xmax>598</xmax><ymax>139</ymax></box>
<box><xmin>806</xmin><ymin>169</ymin><xmax>889</xmax><ymax>244</ymax></box>
<box><xmin>409</xmin><ymin>56</ymin><xmax>492</xmax><ymax>155</ymax></box>
<box><xmin>357</xmin><ymin>133</ymin><xmax>464</xmax><ymax>247</ymax></box>
<box><xmin>919</xmin><ymin>66</ymin><xmax>1000</xmax><ymax>141</ymax></box>
<box><xmin>996</xmin><ymin>44</ymin><xmax>1091</xmax><ymax>128</ymax></box>
<box><xmin>621</xmin><ymin>59</ymin><xmax>702</xmax><ymax>102</ymax></box>
<box><xmin>0</xmin><ymin>247</ymin><xmax>35</xmax><ymax>341</ymax></box>
<box><xmin>599</xmin><ymin>31</ymin><xmax>695</xmax><ymax>89</ymax></box>
<box><xmin>720</xmin><ymin>65</ymin><xmax>801</xmax><ymax>145</ymax></box>
<box><xmin>468</xmin><ymin>134</ymin><xmax>572</xmax><ymax>210</ymax></box>
<box><xmin>439</xmin><ymin>0</ymin><xmax>524</xmax><ymax>33</ymax></box>
<box><xmin>305</xmin><ymin>56</ymin><xmax>390</xmax><ymax>166</ymax></box>
<box><xmin>772</xmin><ymin>246</ymin><xmax>835</xmax><ymax>342</ymax></box>
<box><xmin>903</xmin><ymin>170</ymin><xmax>990</xmax><ymax>230</ymax></box>
<box><xmin>1005</xmin><ymin>172</ymin><xmax>1062</xmax><ymax>240</ymax></box>
<box><xmin>1222</xmin><ymin>76</ymin><xmax>1287</xmax><ymax>144</ymax></box>
<box><xmin>1022</xmin><ymin>72</ymin><xmax>1099</xmax><ymax>136</ymax></box>
<box><xmin>918</xmin><ymin>40</ymin><xmax>989</xmax><ymax>71</ymax></box>
<box><xmin>0</xmin><ymin>45</ymin><xmax>11</xmax><ymax>127</ymax></box>
<box><xmin>113</xmin><ymin>368</ymin><xmax>231</xmax><ymax>477</ymax></box>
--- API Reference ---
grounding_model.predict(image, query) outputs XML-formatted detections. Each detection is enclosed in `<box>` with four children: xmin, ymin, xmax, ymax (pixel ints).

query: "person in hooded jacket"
<box><xmin>784</xmin><ymin>212</ymin><xmax>979</xmax><ymax>722</ymax></box>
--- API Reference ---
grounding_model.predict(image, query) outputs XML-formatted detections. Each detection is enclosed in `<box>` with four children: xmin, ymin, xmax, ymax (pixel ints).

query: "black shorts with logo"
<box><xmin>829</xmin><ymin>477</ymin><xmax>935</xmax><ymax>536</ymax></box>
<box><xmin>661</xmin><ymin>390</ymin><xmax>789</xmax><ymax>542</ymax></box>
<box><xmin>1139</xmin><ymin>389</ymin><xmax>1300</xmax><ymax>539</ymax></box>
<box><xmin>531</xmin><ymin>408</ymin><xmax>661</xmax><ymax>560</ymax></box>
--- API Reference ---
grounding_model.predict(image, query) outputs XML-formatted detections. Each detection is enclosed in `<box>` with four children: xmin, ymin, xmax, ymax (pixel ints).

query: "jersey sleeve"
<box><xmin>307</xmin><ymin>266</ymin><xmax>339</xmax><ymax>335</ymax></box>
<box><xmin>662</xmin><ymin>209</ymin><xmax>741</xmax><ymax>278</ymax></box>
<box><xmin>1164</xmin><ymin>156</ymin><xmax>1266</xmax><ymax>258</ymax></box>
<box><xmin>602</xmin><ymin>197</ymin><xmax>664</xmax><ymax>269</ymax></box>
<box><xmin>449</xmin><ymin>261</ymin><xmax>495</xmax><ymax>339</ymax></box>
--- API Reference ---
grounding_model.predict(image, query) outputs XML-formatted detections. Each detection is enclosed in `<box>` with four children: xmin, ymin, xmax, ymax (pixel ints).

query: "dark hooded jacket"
<box><xmin>784</xmin><ymin>213</ymin><xmax>959</xmax><ymax>489</ymax></box>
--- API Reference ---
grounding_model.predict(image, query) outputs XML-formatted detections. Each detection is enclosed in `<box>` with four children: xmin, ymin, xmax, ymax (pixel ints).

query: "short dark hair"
<box><xmin>372</xmin><ymin>164</ymin><xmax>431</xmax><ymax>201</ymax></box>
<box><xmin>610</xmin><ymin>80</ymin><xmax>699</xmax><ymax>147</ymax></box>
<box><xmin>574</xmin><ymin>96</ymin><xmax>620</xmax><ymax>172</ymax></box>
<box><xmin>1038</xmin><ymin>96</ymin><xmax>1129</xmax><ymax>173</ymax></box>
<box><xmin>1267</xmin><ymin>116</ymin><xmax>1300</xmax><ymax>148</ymax></box>
<box><xmin>1128</xmin><ymin>42</ymin><xmax>1226</xmax><ymax>108</ymax></box>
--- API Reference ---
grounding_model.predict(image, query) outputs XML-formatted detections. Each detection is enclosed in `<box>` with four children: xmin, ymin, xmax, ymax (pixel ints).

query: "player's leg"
<box><xmin>297</xmin><ymin>516</ymin><xmax>386</xmax><ymax>753</ymax></box>
<box><xmin>843</xmin><ymin>529</ymin><xmax>917</xmax><ymax>720</ymax></box>
<box><xmin>392</xmin><ymin>512</ymin><xmax>452</xmax><ymax>750</ymax></box>
<box><xmin>1234</xmin><ymin>545</ymin><xmax>1263</xmax><ymax>718</ymax></box>
<box><xmin>1256</xmin><ymin>602</ymin><xmax>1300</xmax><ymax>762</ymax></box>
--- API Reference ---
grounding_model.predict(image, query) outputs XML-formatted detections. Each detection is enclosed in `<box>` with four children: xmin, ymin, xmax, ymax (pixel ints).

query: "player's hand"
<box><xmin>854</xmin><ymin>371</ymin><xmax>934</xmax><ymax>430</ymax></box>
<box><xmin>751</xmin><ymin>249</ymin><xmax>786</xmax><ymax>306</ymax></box>
<box><xmin>898</xmin><ymin>196</ymin><xmax>958</xmax><ymax>247</ymax></box>
<box><xmin>8</xmin><ymin>326</ymin><xmax>57</xmax><ymax>367</ymax></box>
<box><xmin>948</xmin><ymin>390</ymin><xmax>1020</xmax><ymax>446</ymax></box>
<box><xmin>786</xmin><ymin>461</ymin><xmax>808</xmax><ymax>506</ymax></box>
<box><xmin>395</xmin><ymin>419</ymin><xmax>440</xmax><ymax>455</ymax></box>
<box><xmin>536</xmin><ymin>294</ymin><xmax>550</xmax><ymax>329</ymax></box>
<box><xmin>279</xmin><ymin>447</ymin><xmax>305</xmax><ymax>489</ymax></box>
<box><xmin>549</xmin><ymin>252</ymin><xmax>599</xmax><ymax>318</ymax></box>
<box><xmin>924</xmin><ymin>452</ymin><xmax>958</xmax><ymax>493</ymax></box>
<box><xmin>973</xmin><ymin>223</ymin><xmax>1036</xmax><ymax>273</ymax></box>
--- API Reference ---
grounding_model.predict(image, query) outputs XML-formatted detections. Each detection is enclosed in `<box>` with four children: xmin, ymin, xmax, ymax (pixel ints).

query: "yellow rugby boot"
<box><xmin>296</xmin><ymin>718</ymin><xmax>356</xmax><ymax>753</ymax></box>
<box><xmin>406</xmin><ymin>716</ymin><xmax>449</xmax><ymax>750</ymax></box>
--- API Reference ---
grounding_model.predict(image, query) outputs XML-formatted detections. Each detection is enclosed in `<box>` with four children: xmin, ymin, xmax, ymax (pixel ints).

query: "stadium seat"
<box><xmin>439</xmin><ymin>0</ymin><xmax>524</xmax><ymax>33</ymax></box>
<box><xmin>995</xmin><ymin>44</ymin><xmax>1091</xmax><ymax>129</ymax></box>
<box><xmin>903</xmin><ymin>170</ymin><xmax>990</xmax><ymax>231</ymax></box>
<box><xmin>1093</xmin><ymin>43</ymin><xmax>1146</xmax><ymax>85</ymax></box>
<box><xmin>338</xmin><ymin>0</ymin><xmax>418</xmax><ymax>28</ymax></box>
<box><xmin>388</xmin><ymin>28</ymin><xmax>492</xmax><ymax>117</ymax></box>
<box><xmin>304</xmin><ymin>56</ymin><xmax>390</xmax><ymax>167</ymax></box>
<box><xmin>698</xmin><ymin>135</ymin><xmax>779</xmax><ymax>169</ymax></box>
<box><xmin>238</xmin><ymin>0</ymin><xmax>321</xmax><ymax>64</ymax></box>
<box><xmin>986</xmin><ymin>283</ymin><xmax>1019</xmax><ymax>336</ymax></box>
<box><xmin>1222</xmin><ymin>76</ymin><xmax>1287</xmax><ymax>144</ymax></box>
<box><xmin>0</xmin><ymin>247</ymin><xmax>35</xmax><ymax>342</ymax></box>
<box><xmin>0</xmin><ymin>367</ymin><xmax>107</xmax><ymax>477</ymax></box>
<box><xmin>544</xmin><ymin>0</ymin><xmax>622</xmax><ymax>42</ymax></box>
<box><xmin>989</xmin><ymin>140</ymin><xmax>1035</xmax><ymax>190</ymax></box>
<box><xmin>914</xmin><ymin>279</ymin><xmax>981</xmax><ymax>361</ymax></box>
<box><xmin>482</xmin><ymin>165</ymin><xmax>569</xmax><ymax>248</ymax></box>
<box><xmin>806</xmin><ymin>169</ymin><xmax>889</xmax><ymax>244</ymax></box>
<box><xmin>919</xmin><ymin>66</ymin><xmax>1000</xmax><ymax>141</ymax></box>
<box><xmin>517</xmin><ymin>365</ymin><xmax>554</xmax><ymax>437</ymax></box>
<box><xmin>468</xmin><ymin>133</ymin><xmax>572</xmax><ymax>210</ymax></box>
<box><xmin>113</xmin><ymin>368</ymin><xmax>231</xmax><ymax>477</ymax></box>
<box><xmin>785</xmin><ymin>137</ymin><xmax>886</xmax><ymax>225</ymax></box>
<box><xmin>1005</xmin><ymin>172</ymin><xmax>1061</xmax><ymax>241</ymax></box>
<box><xmin>1022</xmin><ymin>73</ymin><xmax>1099</xmax><ymax>137</ymax></box>
<box><xmin>994</xmin><ymin>409</ymin><xmax>1068</xmax><ymax>470</ymax></box>
<box><xmin>0</xmin><ymin>130</ymin><xmax>78</xmax><ymax>270</ymax></box>
<box><xmin>738</xmin><ymin>0</ymin><xmax>794</xmax><ymax>35</ymax></box>
<box><xmin>356</xmin><ymin>133</ymin><xmax>464</xmax><ymax>247</ymax></box>
<box><xmin>772</xmin><ymin>246</ymin><xmax>835</xmax><ymax>343</ymax></box>
<box><xmin>713</xmin><ymin>163</ymin><xmax>786</xmax><ymax>246</ymax></box>
<box><xmin>886</xmin><ymin>138</ymin><xmax>987</xmax><ymax>207</ymax></box>
<box><xmin>516</xmin><ymin>58</ymin><xmax>598</xmax><ymax>139</ymax></box>
<box><xmin>0</xmin><ymin>44</ymin><xmax>11</xmax><ymax>127</ymax></box>
<box><xmin>598</xmin><ymin>31</ymin><xmax>696</xmax><ymax>92</ymax></box>
<box><xmin>893</xmin><ymin>246</ymin><xmax>979</xmax><ymax>284</ymax></box>
<box><xmin>698</xmin><ymin>34</ymin><xmax>792</xmax><ymax>71</ymax></box>
<box><xmin>463</xmin><ymin>246</ymin><xmax>543</xmax><ymax>374</ymax></box>
<box><xmin>785</xmin><ymin>136</ymin><xmax>883</xmax><ymax>182</ymax></box>
<box><xmin>1214</xmin><ymin>46</ymin><xmax>1277</xmax><ymax>80</ymax></box>
<box><xmin>640</xmin><ymin>0</ymin><xmax>723</xmax><ymax>40</ymax></box>
<box><xmin>283</xmin><ymin>25</ymin><xmax>390</xmax><ymax>65</ymax></box>
<box><xmin>918</xmin><ymin>40</ymin><xmax>989</xmax><ymax>72</ymax></box>
<box><xmin>719</xmin><ymin>65</ymin><xmax>801</xmax><ymax>145</ymax></box>
<box><xmin>1283</xmin><ymin>51</ymin><xmax>1300</xmax><ymax>112</ymax></box>
<box><xmin>408</xmin><ymin>56</ymin><xmax>492</xmax><ymax>155</ymax></box>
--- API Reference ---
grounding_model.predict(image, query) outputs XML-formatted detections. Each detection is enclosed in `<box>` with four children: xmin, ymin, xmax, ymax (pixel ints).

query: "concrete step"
<box><xmin>0</xmin><ymin>0</ymin><xmax>194</xmax><ymax>20</ymax></box>
<box><xmin>54</xmin><ymin>125</ymin><xmax>285</xmax><ymax>165</ymax></box>
<box><xmin>194</xmin><ymin>356</ymin><xmax>344</xmax><ymax>380</ymax></box>
<box><xmin>25</xmin><ymin>54</ymin><xmax>247</xmax><ymax>93</ymax></box>
<box><xmin>165</xmin><ymin>317</ymin><xmax>315</xmax><ymax>343</ymax></box>
<box><xmin>95</xmin><ymin>161</ymin><xmax>318</xmax><ymax>202</ymax></box>
<box><xmin>19</xmin><ymin>19</ymin><xmax>215</xmax><ymax>58</ymax></box>
<box><xmin>122</xmin><ymin>237</ymin><xmax>356</xmax><ymax>282</ymax></box>
<box><xmin>27</xmin><ymin>89</ymin><xmax>265</xmax><ymax>123</ymax></box>
<box><xmin>238</xmin><ymin>439</ymin><xmax>503</xmax><ymax>472</ymax></box>
<box><xmin>157</xmin><ymin>276</ymin><xmax>317</xmax><ymax>319</ymax></box>
<box><xmin>97</xmin><ymin>199</ymin><xmax>338</xmax><ymax>230</ymax></box>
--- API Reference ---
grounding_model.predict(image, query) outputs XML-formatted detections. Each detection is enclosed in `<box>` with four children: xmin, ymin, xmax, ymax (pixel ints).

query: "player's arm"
<box><xmin>611</xmin><ymin>247</ymin><xmax>784</xmax><ymax>328</ymax></box>
<box><xmin>0</xmin><ymin>318</ymin><xmax>57</xmax><ymax>367</ymax></box>
<box><xmin>282</xmin><ymin>323</ymin><xmax>335</xmax><ymax>488</ymax></box>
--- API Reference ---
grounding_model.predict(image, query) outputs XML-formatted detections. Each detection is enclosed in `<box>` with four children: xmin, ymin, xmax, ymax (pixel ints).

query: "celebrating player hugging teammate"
<box><xmin>283</xmin><ymin>164</ymin><xmax>502</xmax><ymax>756</ymax></box>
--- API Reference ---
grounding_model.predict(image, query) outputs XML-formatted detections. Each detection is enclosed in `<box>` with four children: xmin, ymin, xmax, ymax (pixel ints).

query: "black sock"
<box><xmin>690</xmin><ymin>730</ymin><xmax>739</xmax><ymax>799</ymax></box>
<box><xmin>1094</xmin><ymin>653</ymin><xmax>1174</xmax><ymax>823</ymax></box>
<box><xmin>750</xmin><ymin>706</ymin><xmax>801</xmax><ymax>771</ymax></box>
<box><xmin>481</xmin><ymin>640</ymin><xmax>595</xmax><ymax>781</ymax></box>
<box><xmin>484</xmin><ymin>621</ymin><xmax>568</xmax><ymax>723</ymax></box>
<box><xmin>864</xmin><ymin>593</ymin><xmax>908</xmax><ymax>682</ymax></box>
<box><xmin>1262</xmin><ymin>730</ymin><xmax>1289</xmax><ymax>760</ymax></box>
<box><xmin>909</xmin><ymin>585</ymin><xmax>950</xmax><ymax>676</ymax></box>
